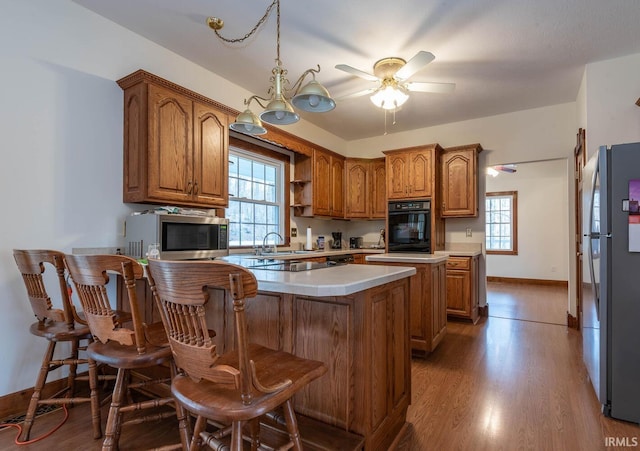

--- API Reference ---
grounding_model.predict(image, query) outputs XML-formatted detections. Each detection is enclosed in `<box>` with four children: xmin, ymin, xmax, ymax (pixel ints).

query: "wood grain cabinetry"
<box><xmin>384</xmin><ymin>144</ymin><xmax>441</xmax><ymax>200</ymax></box>
<box><xmin>345</xmin><ymin>158</ymin><xmax>386</xmax><ymax>219</ymax></box>
<box><xmin>441</xmin><ymin>143</ymin><xmax>483</xmax><ymax>217</ymax></box>
<box><xmin>446</xmin><ymin>255</ymin><xmax>480</xmax><ymax>323</ymax></box>
<box><xmin>368</xmin><ymin>260</ymin><xmax>447</xmax><ymax>354</ymax></box>
<box><xmin>118</xmin><ymin>70</ymin><xmax>230</xmax><ymax>208</ymax></box>
<box><xmin>292</xmin><ymin>148</ymin><xmax>345</xmax><ymax>218</ymax></box>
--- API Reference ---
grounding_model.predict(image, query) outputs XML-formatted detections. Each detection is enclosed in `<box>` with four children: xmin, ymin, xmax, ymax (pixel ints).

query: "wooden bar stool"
<box><xmin>12</xmin><ymin>249</ymin><xmax>102</xmax><ymax>442</ymax></box>
<box><xmin>64</xmin><ymin>254</ymin><xmax>189</xmax><ymax>451</ymax></box>
<box><xmin>146</xmin><ymin>259</ymin><xmax>327</xmax><ymax>451</ymax></box>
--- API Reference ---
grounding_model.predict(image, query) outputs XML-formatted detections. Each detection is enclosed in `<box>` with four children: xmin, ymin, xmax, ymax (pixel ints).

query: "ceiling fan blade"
<box><xmin>394</xmin><ymin>51</ymin><xmax>435</xmax><ymax>81</ymax></box>
<box><xmin>405</xmin><ymin>81</ymin><xmax>456</xmax><ymax>94</ymax></box>
<box><xmin>334</xmin><ymin>87</ymin><xmax>377</xmax><ymax>101</ymax></box>
<box><xmin>335</xmin><ymin>64</ymin><xmax>379</xmax><ymax>82</ymax></box>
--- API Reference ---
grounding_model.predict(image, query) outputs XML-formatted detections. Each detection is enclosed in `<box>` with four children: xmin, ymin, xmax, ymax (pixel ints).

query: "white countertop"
<box><xmin>230</xmin><ymin>248</ymin><xmax>384</xmax><ymax>260</ymax></box>
<box><xmin>365</xmin><ymin>253</ymin><xmax>448</xmax><ymax>264</ymax></box>
<box><xmin>435</xmin><ymin>250</ymin><xmax>483</xmax><ymax>257</ymax></box>
<box><xmin>222</xmin><ymin>255</ymin><xmax>415</xmax><ymax>296</ymax></box>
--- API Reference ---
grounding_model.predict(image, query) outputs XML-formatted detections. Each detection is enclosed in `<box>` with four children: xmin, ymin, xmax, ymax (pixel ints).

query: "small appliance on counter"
<box><xmin>349</xmin><ymin>237</ymin><xmax>363</xmax><ymax>249</ymax></box>
<box><xmin>331</xmin><ymin>232</ymin><xmax>343</xmax><ymax>249</ymax></box>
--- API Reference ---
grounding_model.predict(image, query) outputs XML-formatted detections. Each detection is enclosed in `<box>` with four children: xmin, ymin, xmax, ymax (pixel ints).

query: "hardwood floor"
<box><xmin>487</xmin><ymin>280</ymin><xmax>568</xmax><ymax>325</ymax></box>
<box><xmin>2</xmin><ymin>284</ymin><xmax>638</xmax><ymax>450</ymax></box>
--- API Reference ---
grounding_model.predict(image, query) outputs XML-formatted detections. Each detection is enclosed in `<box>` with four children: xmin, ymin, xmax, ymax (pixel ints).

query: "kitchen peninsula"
<box><xmin>198</xmin><ymin>257</ymin><xmax>415</xmax><ymax>450</ymax></box>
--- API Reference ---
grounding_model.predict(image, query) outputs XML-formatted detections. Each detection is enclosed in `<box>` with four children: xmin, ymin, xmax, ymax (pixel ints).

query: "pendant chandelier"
<box><xmin>207</xmin><ymin>0</ymin><xmax>335</xmax><ymax>136</ymax></box>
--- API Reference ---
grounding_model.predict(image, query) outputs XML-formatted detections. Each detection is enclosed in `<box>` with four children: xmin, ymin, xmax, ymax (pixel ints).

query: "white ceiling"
<box><xmin>74</xmin><ymin>0</ymin><xmax>640</xmax><ymax>141</ymax></box>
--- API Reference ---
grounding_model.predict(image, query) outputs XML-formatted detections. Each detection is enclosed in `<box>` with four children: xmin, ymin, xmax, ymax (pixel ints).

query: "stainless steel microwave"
<box><xmin>125</xmin><ymin>214</ymin><xmax>229</xmax><ymax>260</ymax></box>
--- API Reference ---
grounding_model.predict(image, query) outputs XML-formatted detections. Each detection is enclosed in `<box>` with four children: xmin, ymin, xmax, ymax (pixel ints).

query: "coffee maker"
<box><xmin>331</xmin><ymin>232</ymin><xmax>342</xmax><ymax>249</ymax></box>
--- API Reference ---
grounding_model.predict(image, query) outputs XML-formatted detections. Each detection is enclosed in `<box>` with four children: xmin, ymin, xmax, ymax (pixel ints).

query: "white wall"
<box><xmin>585</xmin><ymin>53</ymin><xmax>640</xmax><ymax>159</ymax></box>
<box><xmin>485</xmin><ymin>159</ymin><xmax>569</xmax><ymax>281</ymax></box>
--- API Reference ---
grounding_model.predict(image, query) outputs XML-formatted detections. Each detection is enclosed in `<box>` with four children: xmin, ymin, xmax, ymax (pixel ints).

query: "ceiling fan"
<box><xmin>335</xmin><ymin>51</ymin><xmax>455</xmax><ymax>110</ymax></box>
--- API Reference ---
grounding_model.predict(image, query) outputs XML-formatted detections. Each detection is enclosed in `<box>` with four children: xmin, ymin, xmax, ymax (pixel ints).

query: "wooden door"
<box><xmin>313</xmin><ymin>150</ymin><xmax>331</xmax><ymax>216</ymax></box>
<box><xmin>345</xmin><ymin>159</ymin><xmax>369</xmax><ymax>218</ymax></box>
<box><xmin>386</xmin><ymin>153</ymin><xmax>409</xmax><ymax>199</ymax></box>
<box><xmin>331</xmin><ymin>156</ymin><xmax>345</xmax><ymax>217</ymax></box>
<box><xmin>371</xmin><ymin>158</ymin><xmax>387</xmax><ymax>218</ymax></box>
<box><xmin>441</xmin><ymin>148</ymin><xmax>476</xmax><ymax>216</ymax></box>
<box><xmin>193</xmin><ymin>102</ymin><xmax>229</xmax><ymax>207</ymax></box>
<box><xmin>147</xmin><ymin>84</ymin><xmax>193</xmax><ymax>203</ymax></box>
<box><xmin>408</xmin><ymin>150</ymin><xmax>433</xmax><ymax>198</ymax></box>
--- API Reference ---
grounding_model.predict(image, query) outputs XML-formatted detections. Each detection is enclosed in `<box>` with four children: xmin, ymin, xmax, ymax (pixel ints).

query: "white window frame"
<box><xmin>485</xmin><ymin>191</ymin><xmax>518</xmax><ymax>255</ymax></box>
<box><xmin>226</xmin><ymin>147</ymin><xmax>286</xmax><ymax>248</ymax></box>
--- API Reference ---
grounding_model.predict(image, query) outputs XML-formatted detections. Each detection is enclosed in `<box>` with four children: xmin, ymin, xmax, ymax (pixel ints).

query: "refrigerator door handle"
<box><xmin>588</xmin><ymin>157</ymin><xmax>601</xmax><ymax>320</ymax></box>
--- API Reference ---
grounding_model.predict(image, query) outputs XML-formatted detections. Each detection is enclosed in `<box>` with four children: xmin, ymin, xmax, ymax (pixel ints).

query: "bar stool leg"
<box><xmin>102</xmin><ymin>368</ymin><xmax>126</xmax><ymax>451</ymax></box>
<box><xmin>20</xmin><ymin>340</ymin><xmax>56</xmax><ymax>441</ymax></box>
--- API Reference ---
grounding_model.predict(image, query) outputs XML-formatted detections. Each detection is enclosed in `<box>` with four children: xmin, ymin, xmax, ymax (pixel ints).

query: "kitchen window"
<box><xmin>485</xmin><ymin>191</ymin><xmax>518</xmax><ymax>255</ymax></box>
<box><xmin>226</xmin><ymin>144</ymin><xmax>289</xmax><ymax>248</ymax></box>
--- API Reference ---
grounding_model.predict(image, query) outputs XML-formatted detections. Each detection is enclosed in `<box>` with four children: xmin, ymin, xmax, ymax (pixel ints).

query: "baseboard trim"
<box><xmin>478</xmin><ymin>304</ymin><xmax>489</xmax><ymax>317</ymax></box>
<box><xmin>567</xmin><ymin>312</ymin><xmax>579</xmax><ymax>329</ymax></box>
<box><xmin>0</xmin><ymin>378</ymin><xmax>67</xmax><ymax>421</ymax></box>
<box><xmin>487</xmin><ymin>276</ymin><xmax>568</xmax><ymax>288</ymax></box>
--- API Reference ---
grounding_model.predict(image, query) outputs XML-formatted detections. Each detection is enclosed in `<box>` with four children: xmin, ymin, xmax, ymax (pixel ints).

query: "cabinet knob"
<box><xmin>186</xmin><ymin>181</ymin><xmax>193</xmax><ymax>194</ymax></box>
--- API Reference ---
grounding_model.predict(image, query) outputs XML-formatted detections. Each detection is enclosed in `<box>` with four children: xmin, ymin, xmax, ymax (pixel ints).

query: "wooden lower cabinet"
<box><xmin>446</xmin><ymin>256</ymin><xmax>480</xmax><ymax>323</ymax></box>
<box><xmin>368</xmin><ymin>260</ymin><xmax>447</xmax><ymax>354</ymax></box>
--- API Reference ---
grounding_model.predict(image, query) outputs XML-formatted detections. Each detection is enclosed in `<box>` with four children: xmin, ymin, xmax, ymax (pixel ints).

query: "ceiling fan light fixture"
<box><xmin>292</xmin><ymin>79</ymin><xmax>336</xmax><ymax>113</ymax></box>
<box><xmin>370</xmin><ymin>84</ymin><xmax>409</xmax><ymax>110</ymax></box>
<box><xmin>230</xmin><ymin>108</ymin><xmax>267</xmax><ymax>135</ymax></box>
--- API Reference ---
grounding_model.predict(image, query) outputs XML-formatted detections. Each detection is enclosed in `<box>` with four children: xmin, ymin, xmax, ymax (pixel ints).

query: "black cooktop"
<box><xmin>247</xmin><ymin>259</ymin><xmax>343</xmax><ymax>272</ymax></box>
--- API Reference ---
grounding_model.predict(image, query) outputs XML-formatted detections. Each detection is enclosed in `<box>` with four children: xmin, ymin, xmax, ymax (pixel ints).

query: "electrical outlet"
<box><xmin>291</xmin><ymin>227</ymin><xmax>297</xmax><ymax>237</ymax></box>
<box><xmin>551</xmin><ymin>266</ymin><xmax>557</xmax><ymax>273</ymax></box>
<box><xmin>466</xmin><ymin>228</ymin><xmax>472</xmax><ymax>237</ymax></box>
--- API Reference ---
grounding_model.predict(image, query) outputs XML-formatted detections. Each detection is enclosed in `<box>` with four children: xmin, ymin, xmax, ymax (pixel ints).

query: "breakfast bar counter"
<box><xmin>201</xmin><ymin>259</ymin><xmax>416</xmax><ymax>450</ymax></box>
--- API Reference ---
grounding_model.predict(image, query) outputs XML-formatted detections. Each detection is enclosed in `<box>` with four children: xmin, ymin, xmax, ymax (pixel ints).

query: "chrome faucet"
<box><xmin>262</xmin><ymin>232</ymin><xmax>283</xmax><ymax>254</ymax></box>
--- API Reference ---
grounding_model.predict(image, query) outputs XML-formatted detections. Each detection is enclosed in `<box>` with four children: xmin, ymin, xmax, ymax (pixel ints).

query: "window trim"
<box><xmin>227</xmin><ymin>137</ymin><xmax>291</xmax><ymax>249</ymax></box>
<box><xmin>486</xmin><ymin>190</ymin><xmax>518</xmax><ymax>255</ymax></box>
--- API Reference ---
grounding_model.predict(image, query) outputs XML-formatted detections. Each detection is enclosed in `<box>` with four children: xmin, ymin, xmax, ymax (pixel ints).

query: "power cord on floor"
<box><xmin>0</xmin><ymin>404</ymin><xmax>69</xmax><ymax>445</ymax></box>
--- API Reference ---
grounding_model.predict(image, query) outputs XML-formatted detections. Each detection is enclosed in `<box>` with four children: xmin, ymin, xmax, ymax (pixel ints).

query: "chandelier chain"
<box><xmin>212</xmin><ymin>0</ymin><xmax>278</xmax><ymax>46</ymax></box>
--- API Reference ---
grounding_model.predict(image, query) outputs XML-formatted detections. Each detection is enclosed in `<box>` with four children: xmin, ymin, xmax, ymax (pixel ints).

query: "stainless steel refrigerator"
<box><xmin>582</xmin><ymin>142</ymin><xmax>640</xmax><ymax>423</ymax></box>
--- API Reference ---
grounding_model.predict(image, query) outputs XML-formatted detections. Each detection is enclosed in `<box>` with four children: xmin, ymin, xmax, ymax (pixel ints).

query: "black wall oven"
<box><xmin>387</xmin><ymin>199</ymin><xmax>431</xmax><ymax>253</ymax></box>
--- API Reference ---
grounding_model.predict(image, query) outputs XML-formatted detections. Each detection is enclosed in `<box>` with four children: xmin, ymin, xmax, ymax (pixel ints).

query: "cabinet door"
<box><xmin>313</xmin><ymin>151</ymin><xmax>331</xmax><ymax>216</ymax></box>
<box><xmin>441</xmin><ymin>148</ymin><xmax>477</xmax><ymax>217</ymax></box>
<box><xmin>408</xmin><ymin>150</ymin><xmax>433</xmax><ymax>198</ymax></box>
<box><xmin>345</xmin><ymin>159</ymin><xmax>369</xmax><ymax>218</ymax></box>
<box><xmin>193</xmin><ymin>102</ymin><xmax>229</xmax><ymax>206</ymax></box>
<box><xmin>147</xmin><ymin>84</ymin><xmax>193</xmax><ymax>203</ymax></box>
<box><xmin>446</xmin><ymin>269</ymin><xmax>471</xmax><ymax>317</ymax></box>
<box><xmin>386</xmin><ymin>153</ymin><xmax>409</xmax><ymax>199</ymax></box>
<box><xmin>331</xmin><ymin>156</ymin><xmax>345</xmax><ymax>217</ymax></box>
<box><xmin>370</xmin><ymin>159</ymin><xmax>387</xmax><ymax>218</ymax></box>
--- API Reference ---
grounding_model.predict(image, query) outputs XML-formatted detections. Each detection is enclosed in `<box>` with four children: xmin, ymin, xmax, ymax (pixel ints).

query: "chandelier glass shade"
<box><xmin>208</xmin><ymin>0</ymin><xmax>335</xmax><ymax>135</ymax></box>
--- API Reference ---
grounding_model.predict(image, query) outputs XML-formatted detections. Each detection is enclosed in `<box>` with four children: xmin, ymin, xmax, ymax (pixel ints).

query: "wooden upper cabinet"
<box><xmin>370</xmin><ymin>158</ymin><xmax>386</xmax><ymax>219</ymax></box>
<box><xmin>118</xmin><ymin>70</ymin><xmax>231</xmax><ymax>208</ymax></box>
<box><xmin>193</xmin><ymin>102</ymin><xmax>229</xmax><ymax>205</ymax></box>
<box><xmin>345</xmin><ymin>159</ymin><xmax>369</xmax><ymax>218</ymax></box>
<box><xmin>312</xmin><ymin>150</ymin><xmax>332</xmax><ymax>216</ymax></box>
<box><xmin>384</xmin><ymin>144</ymin><xmax>441</xmax><ymax>200</ymax></box>
<box><xmin>293</xmin><ymin>148</ymin><xmax>345</xmax><ymax>218</ymax></box>
<box><xmin>441</xmin><ymin>143</ymin><xmax>483</xmax><ymax>217</ymax></box>
<box><xmin>331</xmin><ymin>156</ymin><xmax>345</xmax><ymax>218</ymax></box>
<box><xmin>345</xmin><ymin>157</ymin><xmax>386</xmax><ymax>219</ymax></box>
